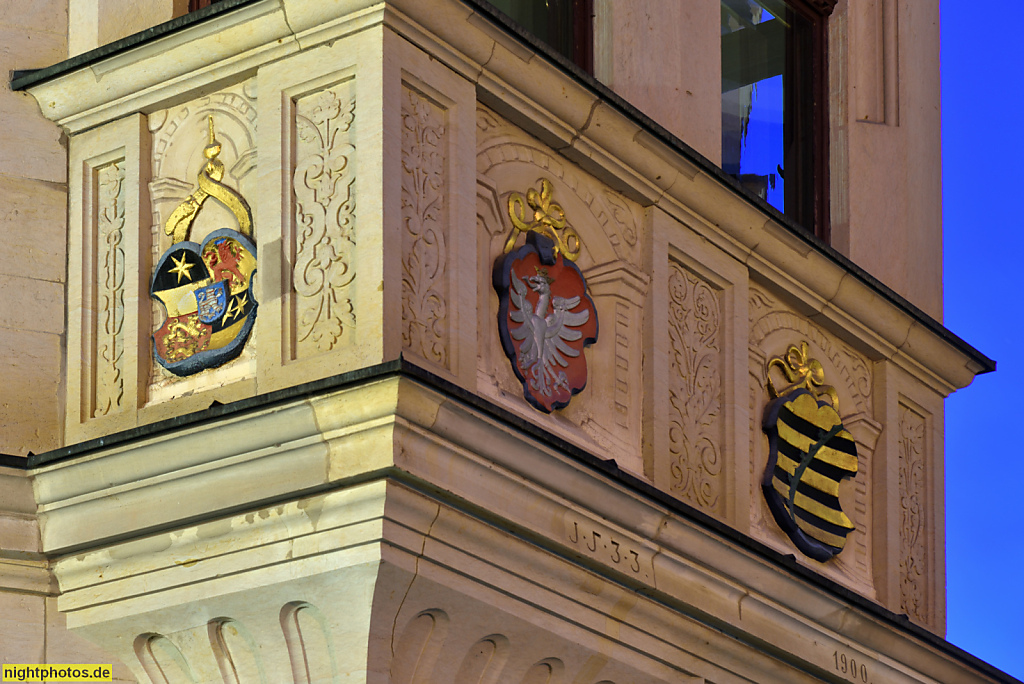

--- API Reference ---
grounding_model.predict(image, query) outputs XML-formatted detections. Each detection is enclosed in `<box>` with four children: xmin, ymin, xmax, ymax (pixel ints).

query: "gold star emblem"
<box><xmin>169</xmin><ymin>254</ymin><xmax>195</xmax><ymax>283</ymax></box>
<box><xmin>222</xmin><ymin>293</ymin><xmax>248</xmax><ymax>324</ymax></box>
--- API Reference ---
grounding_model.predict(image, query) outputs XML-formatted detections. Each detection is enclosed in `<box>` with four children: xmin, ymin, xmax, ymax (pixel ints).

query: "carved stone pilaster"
<box><xmin>65</xmin><ymin>114</ymin><xmax>147</xmax><ymax>442</ymax></box>
<box><xmin>898</xmin><ymin>404</ymin><xmax>928</xmax><ymax>624</ymax></box>
<box><xmin>93</xmin><ymin>162</ymin><xmax>126</xmax><ymax>418</ymax></box>
<box><xmin>400</xmin><ymin>86</ymin><xmax>449</xmax><ymax>370</ymax></box>
<box><xmin>667</xmin><ymin>263</ymin><xmax>723</xmax><ymax>514</ymax></box>
<box><xmin>292</xmin><ymin>85</ymin><xmax>357</xmax><ymax>358</ymax></box>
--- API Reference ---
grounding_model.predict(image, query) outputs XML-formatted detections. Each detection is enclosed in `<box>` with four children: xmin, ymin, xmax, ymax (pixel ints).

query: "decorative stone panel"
<box><xmin>400</xmin><ymin>84</ymin><xmax>450</xmax><ymax>372</ymax></box>
<box><xmin>898</xmin><ymin>401</ymin><xmax>928</xmax><ymax>624</ymax></box>
<box><xmin>91</xmin><ymin>162</ymin><xmax>127</xmax><ymax>420</ymax></box>
<box><xmin>392</xmin><ymin>40</ymin><xmax>478</xmax><ymax>388</ymax></box>
<box><xmin>666</xmin><ymin>262</ymin><xmax>724</xmax><ymax>514</ymax></box>
<box><xmin>291</xmin><ymin>81</ymin><xmax>358</xmax><ymax>360</ymax></box>
<box><xmin>871</xmin><ymin>360</ymin><xmax>945</xmax><ymax>632</ymax></box>
<box><xmin>254</xmin><ymin>35</ymin><xmax>377</xmax><ymax>393</ymax></box>
<box><xmin>253</xmin><ymin>29</ymin><xmax>476</xmax><ymax>393</ymax></box>
<box><xmin>650</xmin><ymin>209</ymin><xmax>749</xmax><ymax>527</ymax></box>
<box><xmin>65</xmin><ymin>114</ymin><xmax>149</xmax><ymax>443</ymax></box>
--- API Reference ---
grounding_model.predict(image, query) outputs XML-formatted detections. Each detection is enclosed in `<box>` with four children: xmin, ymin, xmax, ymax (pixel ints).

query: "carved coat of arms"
<box><xmin>762</xmin><ymin>342</ymin><xmax>858</xmax><ymax>562</ymax></box>
<box><xmin>493</xmin><ymin>179</ymin><xmax>598</xmax><ymax>412</ymax></box>
<box><xmin>151</xmin><ymin>116</ymin><xmax>258</xmax><ymax>376</ymax></box>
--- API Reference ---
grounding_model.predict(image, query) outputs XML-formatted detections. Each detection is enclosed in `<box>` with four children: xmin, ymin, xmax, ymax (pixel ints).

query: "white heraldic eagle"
<box><xmin>508</xmin><ymin>268</ymin><xmax>591</xmax><ymax>397</ymax></box>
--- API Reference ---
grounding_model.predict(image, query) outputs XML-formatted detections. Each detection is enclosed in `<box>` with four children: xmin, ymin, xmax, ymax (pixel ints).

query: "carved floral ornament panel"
<box><xmin>493</xmin><ymin>178</ymin><xmax>598</xmax><ymax>412</ymax></box>
<box><xmin>667</xmin><ymin>263</ymin><xmax>724</xmax><ymax>515</ymax></box>
<box><xmin>293</xmin><ymin>85</ymin><xmax>357</xmax><ymax>358</ymax></box>
<box><xmin>93</xmin><ymin>161</ymin><xmax>126</xmax><ymax>417</ymax></box>
<box><xmin>401</xmin><ymin>86</ymin><xmax>449</xmax><ymax>369</ymax></box>
<box><xmin>150</xmin><ymin>116</ymin><xmax>258</xmax><ymax>375</ymax></box>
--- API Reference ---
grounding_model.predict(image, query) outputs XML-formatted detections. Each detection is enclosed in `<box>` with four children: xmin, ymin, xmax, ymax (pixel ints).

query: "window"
<box><xmin>487</xmin><ymin>0</ymin><xmax>594</xmax><ymax>73</ymax></box>
<box><xmin>721</xmin><ymin>0</ymin><xmax>832</xmax><ymax>241</ymax></box>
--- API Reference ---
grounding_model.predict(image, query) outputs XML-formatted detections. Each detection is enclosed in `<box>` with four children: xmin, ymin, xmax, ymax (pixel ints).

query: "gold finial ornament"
<box><xmin>164</xmin><ymin>114</ymin><xmax>253</xmax><ymax>244</ymax></box>
<box><xmin>766</xmin><ymin>340</ymin><xmax>840</xmax><ymax>411</ymax></box>
<box><xmin>204</xmin><ymin>113</ymin><xmax>220</xmax><ymax>161</ymax></box>
<box><xmin>504</xmin><ymin>178</ymin><xmax>582</xmax><ymax>261</ymax></box>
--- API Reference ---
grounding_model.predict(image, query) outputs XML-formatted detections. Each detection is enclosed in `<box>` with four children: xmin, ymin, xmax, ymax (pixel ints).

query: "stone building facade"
<box><xmin>0</xmin><ymin>0</ymin><xmax>1014</xmax><ymax>682</ymax></box>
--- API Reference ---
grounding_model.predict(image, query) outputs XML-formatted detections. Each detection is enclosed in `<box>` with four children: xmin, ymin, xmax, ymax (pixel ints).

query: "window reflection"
<box><xmin>722</xmin><ymin>0</ymin><xmax>816</xmax><ymax>229</ymax></box>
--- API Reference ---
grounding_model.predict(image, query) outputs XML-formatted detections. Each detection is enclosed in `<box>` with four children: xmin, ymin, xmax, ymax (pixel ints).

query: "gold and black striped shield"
<box><xmin>762</xmin><ymin>389</ymin><xmax>858</xmax><ymax>562</ymax></box>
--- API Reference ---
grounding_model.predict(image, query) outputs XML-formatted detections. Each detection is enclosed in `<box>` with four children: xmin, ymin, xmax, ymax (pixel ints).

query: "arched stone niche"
<box><xmin>146</xmin><ymin>78</ymin><xmax>259</xmax><ymax>402</ymax></box>
<box><xmin>748</xmin><ymin>283</ymin><xmax>883</xmax><ymax>597</ymax></box>
<box><xmin>150</xmin><ymin>79</ymin><xmax>258</xmax><ymax>256</ymax></box>
<box><xmin>475</xmin><ymin>104</ymin><xmax>649</xmax><ymax>472</ymax></box>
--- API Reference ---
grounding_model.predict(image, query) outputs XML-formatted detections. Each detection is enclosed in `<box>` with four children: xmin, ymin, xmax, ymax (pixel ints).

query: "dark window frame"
<box><xmin>485</xmin><ymin>0</ymin><xmax>594</xmax><ymax>74</ymax></box>
<box><xmin>790</xmin><ymin>0</ymin><xmax>835</xmax><ymax>243</ymax></box>
<box><xmin>570</xmin><ymin>0</ymin><xmax>594</xmax><ymax>74</ymax></box>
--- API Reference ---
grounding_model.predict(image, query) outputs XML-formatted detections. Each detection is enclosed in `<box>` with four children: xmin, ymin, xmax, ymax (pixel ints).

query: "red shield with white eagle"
<box><xmin>494</xmin><ymin>243</ymin><xmax>598</xmax><ymax>413</ymax></box>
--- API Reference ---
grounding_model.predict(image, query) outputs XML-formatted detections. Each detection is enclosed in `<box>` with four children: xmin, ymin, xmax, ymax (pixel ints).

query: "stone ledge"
<box><xmin>29</xmin><ymin>365</ymin><xmax>1018</xmax><ymax>684</ymax></box>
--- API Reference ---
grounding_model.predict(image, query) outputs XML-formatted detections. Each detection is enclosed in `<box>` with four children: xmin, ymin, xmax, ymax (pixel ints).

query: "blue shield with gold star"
<box><xmin>151</xmin><ymin>228</ymin><xmax>258</xmax><ymax>376</ymax></box>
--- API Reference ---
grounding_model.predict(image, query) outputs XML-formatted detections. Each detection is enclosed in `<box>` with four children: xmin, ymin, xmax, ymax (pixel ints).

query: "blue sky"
<box><xmin>942</xmin><ymin>1</ymin><xmax>1024</xmax><ymax>679</ymax></box>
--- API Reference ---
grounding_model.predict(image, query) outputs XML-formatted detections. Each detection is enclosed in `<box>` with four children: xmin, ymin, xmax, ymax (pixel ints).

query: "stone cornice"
<box><xmin>15</xmin><ymin>0</ymin><xmax>991</xmax><ymax>394</ymax></box>
<box><xmin>0</xmin><ymin>557</ymin><xmax>56</xmax><ymax>596</ymax></box>
<box><xmin>31</xmin><ymin>366</ymin><xmax>1016</xmax><ymax>684</ymax></box>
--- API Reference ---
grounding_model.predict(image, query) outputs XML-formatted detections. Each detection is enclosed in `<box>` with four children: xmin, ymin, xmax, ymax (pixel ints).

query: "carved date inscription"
<box><xmin>565</xmin><ymin>516</ymin><xmax>652</xmax><ymax>581</ymax></box>
<box><xmin>832</xmin><ymin>650</ymin><xmax>872</xmax><ymax>683</ymax></box>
